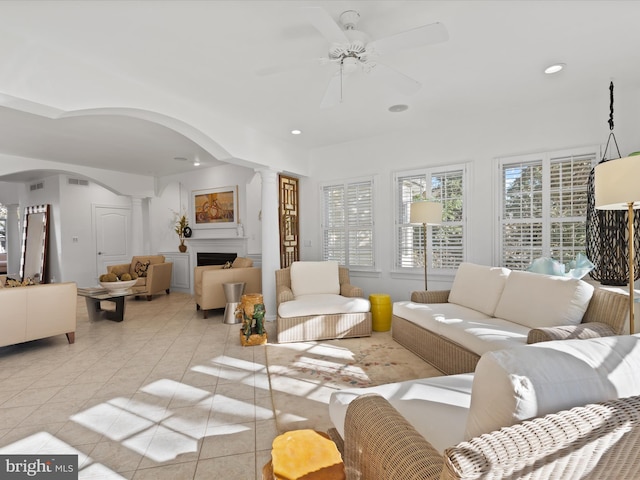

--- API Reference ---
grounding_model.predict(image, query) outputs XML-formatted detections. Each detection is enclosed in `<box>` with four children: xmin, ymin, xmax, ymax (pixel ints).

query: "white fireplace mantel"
<box><xmin>185</xmin><ymin>237</ymin><xmax>248</xmax><ymax>259</ymax></box>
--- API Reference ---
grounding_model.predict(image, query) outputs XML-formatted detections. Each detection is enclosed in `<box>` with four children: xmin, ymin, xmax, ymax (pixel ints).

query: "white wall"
<box><xmin>151</xmin><ymin>163</ymin><xmax>261</xmax><ymax>254</ymax></box>
<box><xmin>302</xmin><ymin>85</ymin><xmax>640</xmax><ymax>302</ymax></box>
<box><xmin>59</xmin><ymin>177</ymin><xmax>130</xmax><ymax>286</ymax></box>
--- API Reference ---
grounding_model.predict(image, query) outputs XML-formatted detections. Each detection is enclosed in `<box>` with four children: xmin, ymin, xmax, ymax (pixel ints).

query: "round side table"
<box><xmin>369</xmin><ymin>293</ymin><xmax>392</xmax><ymax>331</ymax></box>
<box><xmin>223</xmin><ymin>282</ymin><xmax>245</xmax><ymax>324</ymax></box>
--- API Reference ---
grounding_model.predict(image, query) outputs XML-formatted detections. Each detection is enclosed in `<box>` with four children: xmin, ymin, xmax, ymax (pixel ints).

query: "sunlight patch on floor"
<box><xmin>0</xmin><ymin>431</ymin><xmax>125</xmax><ymax>479</ymax></box>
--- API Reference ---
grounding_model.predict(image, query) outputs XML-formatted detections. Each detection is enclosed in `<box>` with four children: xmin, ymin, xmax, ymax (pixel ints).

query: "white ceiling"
<box><xmin>0</xmin><ymin>0</ymin><xmax>638</xmax><ymax>179</ymax></box>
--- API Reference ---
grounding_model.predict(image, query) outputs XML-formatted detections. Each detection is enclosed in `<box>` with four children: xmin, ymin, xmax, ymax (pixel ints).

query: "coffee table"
<box><xmin>78</xmin><ymin>287</ymin><xmax>137</xmax><ymax>322</ymax></box>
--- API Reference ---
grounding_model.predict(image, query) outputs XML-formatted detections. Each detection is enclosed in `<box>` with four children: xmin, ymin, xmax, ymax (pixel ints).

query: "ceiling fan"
<box><xmin>259</xmin><ymin>7</ymin><xmax>448</xmax><ymax>108</ymax></box>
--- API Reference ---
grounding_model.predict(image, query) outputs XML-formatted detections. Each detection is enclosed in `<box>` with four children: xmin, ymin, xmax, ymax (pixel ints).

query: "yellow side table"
<box><xmin>369</xmin><ymin>293</ymin><xmax>392</xmax><ymax>331</ymax></box>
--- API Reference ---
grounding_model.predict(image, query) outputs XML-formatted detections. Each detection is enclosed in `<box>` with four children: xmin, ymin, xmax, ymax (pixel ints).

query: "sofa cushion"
<box><xmin>448</xmin><ymin>263</ymin><xmax>511</xmax><ymax>316</ymax></box>
<box><xmin>290</xmin><ymin>261</ymin><xmax>340</xmax><ymax>296</ymax></box>
<box><xmin>278</xmin><ymin>293</ymin><xmax>370</xmax><ymax>318</ymax></box>
<box><xmin>493</xmin><ymin>270</ymin><xmax>594</xmax><ymax>329</ymax></box>
<box><xmin>465</xmin><ymin>335</ymin><xmax>640</xmax><ymax>440</ymax></box>
<box><xmin>330</xmin><ymin>373</ymin><xmax>474</xmax><ymax>454</ymax></box>
<box><xmin>393</xmin><ymin>301</ymin><xmax>527</xmax><ymax>355</ymax></box>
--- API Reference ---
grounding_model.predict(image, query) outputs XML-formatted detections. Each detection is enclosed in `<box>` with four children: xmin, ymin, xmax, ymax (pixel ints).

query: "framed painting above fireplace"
<box><xmin>192</xmin><ymin>186</ymin><xmax>237</xmax><ymax>228</ymax></box>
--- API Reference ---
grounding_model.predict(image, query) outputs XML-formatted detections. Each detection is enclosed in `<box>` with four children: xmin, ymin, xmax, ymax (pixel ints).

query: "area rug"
<box><xmin>265</xmin><ymin>328</ymin><xmax>442</xmax><ymax>434</ymax></box>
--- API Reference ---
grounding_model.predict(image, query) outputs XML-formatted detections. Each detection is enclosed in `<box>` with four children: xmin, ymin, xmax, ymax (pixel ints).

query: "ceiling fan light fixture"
<box><xmin>544</xmin><ymin>63</ymin><xmax>566</xmax><ymax>74</ymax></box>
<box><xmin>388</xmin><ymin>104</ymin><xmax>409</xmax><ymax>113</ymax></box>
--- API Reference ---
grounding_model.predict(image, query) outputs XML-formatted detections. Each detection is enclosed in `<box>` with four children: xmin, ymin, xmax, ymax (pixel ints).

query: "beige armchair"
<box><xmin>107</xmin><ymin>255</ymin><xmax>173</xmax><ymax>301</ymax></box>
<box><xmin>194</xmin><ymin>257</ymin><xmax>261</xmax><ymax>318</ymax></box>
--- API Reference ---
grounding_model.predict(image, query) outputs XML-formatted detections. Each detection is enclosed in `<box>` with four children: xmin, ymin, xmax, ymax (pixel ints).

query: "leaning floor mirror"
<box><xmin>20</xmin><ymin>204</ymin><xmax>50</xmax><ymax>283</ymax></box>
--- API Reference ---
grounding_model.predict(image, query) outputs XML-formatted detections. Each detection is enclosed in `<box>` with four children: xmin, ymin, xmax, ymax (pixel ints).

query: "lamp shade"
<box><xmin>595</xmin><ymin>156</ymin><xmax>640</xmax><ymax>210</ymax></box>
<box><xmin>410</xmin><ymin>201</ymin><xmax>443</xmax><ymax>225</ymax></box>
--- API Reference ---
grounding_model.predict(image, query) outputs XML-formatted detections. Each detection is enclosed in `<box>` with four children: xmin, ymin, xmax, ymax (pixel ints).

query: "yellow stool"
<box><xmin>369</xmin><ymin>293</ymin><xmax>392</xmax><ymax>331</ymax></box>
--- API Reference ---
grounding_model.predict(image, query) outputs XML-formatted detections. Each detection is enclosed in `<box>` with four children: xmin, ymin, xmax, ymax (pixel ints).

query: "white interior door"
<box><xmin>94</xmin><ymin>205</ymin><xmax>131</xmax><ymax>277</ymax></box>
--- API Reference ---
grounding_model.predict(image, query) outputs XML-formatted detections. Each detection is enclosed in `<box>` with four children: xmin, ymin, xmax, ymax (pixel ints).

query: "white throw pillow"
<box><xmin>448</xmin><ymin>263</ymin><xmax>511</xmax><ymax>316</ymax></box>
<box><xmin>465</xmin><ymin>335</ymin><xmax>640</xmax><ymax>439</ymax></box>
<box><xmin>493</xmin><ymin>270</ymin><xmax>594</xmax><ymax>329</ymax></box>
<box><xmin>290</xmin><ymin>261</ymin><xmax>340</xmax><ymax>296</ymax></box>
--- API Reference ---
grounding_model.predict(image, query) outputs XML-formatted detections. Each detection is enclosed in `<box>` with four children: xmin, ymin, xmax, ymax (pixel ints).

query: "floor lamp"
<box><xmin>410</xmin><ymin>201</ymin><xmax>443</xmax><ymax>291</ymax></box>
<box><xmin>595</xmin><ymin>155</ymin><xmax>640</xmax><ymax>334</ymax></box>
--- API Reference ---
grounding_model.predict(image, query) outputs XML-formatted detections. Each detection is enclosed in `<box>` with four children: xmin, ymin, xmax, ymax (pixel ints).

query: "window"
<box><xmin>321</xmin><ymin>177</ymin><xmax>374</xmax><ymax>269</ymax></box>
<box><xmin>395</xmin><ymin>165</ymin><xmax>467</xmax><ymax>272</ymax></box>
<box><xmin>498</xmin><ymin>147</ymin><xmax>597</xmax><ymax>270</ymax></box>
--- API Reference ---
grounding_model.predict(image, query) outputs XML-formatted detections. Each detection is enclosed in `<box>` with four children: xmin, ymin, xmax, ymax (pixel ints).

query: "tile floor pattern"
<box><xmin>0</xmin><ymin>292</ymin><xmax>277</xmax><ymax>479</ymax></box>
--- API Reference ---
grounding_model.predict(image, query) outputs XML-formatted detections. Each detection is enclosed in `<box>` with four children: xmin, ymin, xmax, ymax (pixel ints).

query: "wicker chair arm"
<box><xmin>443</xmin><ymin>395</ymin><xmax>640</xmax><ymax>480</ymax></box>
<box><xmin>527</xmin><ymin>322</ymin><xmax>618</xmax><ymax>344</ymax></box>
<box><xmin>344</xmin><ymin>394</ymin><xmax>444</xmax><ymax>480</ymax></box>
<box><xmin>581</xmin><ymin>288</ymin><xmax>629</xmax><ymax>335</ymax></box>
<box><xmin>411</xmin><ymin>290</ymin><xmax>450</xmax><ymax>304</ymax></box>
<box><xmin>341</xmin><ymin>283</ymin><xmax>363</xmax><ymax>298</ymax></box>
<box><xmin>276</xmin><ymin>285</ymin><xmax>294</xmax><ymax>306</ymax></box>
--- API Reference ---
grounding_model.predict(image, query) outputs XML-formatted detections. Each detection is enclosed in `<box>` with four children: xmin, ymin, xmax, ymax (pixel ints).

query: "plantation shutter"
<box><xmin>395</xmin><ymin>166</ymin><xmax>466</xmax><ymax>271</ymax></box>
<box><xmin>499</xmin><ymin>148</ymin><xmax>596</xmax><ymax>270</ymax></box>
<box><xmin>321</xmin><ymin>178</ymin><xmax>375</xmax><ymax>268</ymax></box>
<box><xmin>432</xmin><ymin>168</ymin><xmax>464</xmax><ymax>269</ymax></box>
<box><xmin>501</xmin><ymin>159</ymin><xmax>544</xmax><ymax>270</ymax></box>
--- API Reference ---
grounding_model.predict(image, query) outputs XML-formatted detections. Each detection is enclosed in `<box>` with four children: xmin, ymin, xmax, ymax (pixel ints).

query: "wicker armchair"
<box><xmin>275</xmin><ymin>262</ymin><xmax>371</xmax><ymax>343</ymax></box>
<box><xmin>342</xmin><ymin>393</ymin><xmax>640</xmax><ymax>480</ymax></box>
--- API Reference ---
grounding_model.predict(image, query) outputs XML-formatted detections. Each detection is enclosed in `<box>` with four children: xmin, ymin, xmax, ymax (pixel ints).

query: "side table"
<box><xmin>222</xmin><ymin>282</ymin><xmax>245</xmax><ymax>324</ymax></box>
<box><xmin>369</xmin><ymin>293</ymin><xmax>392</xmax><ymax>331</ymax></box>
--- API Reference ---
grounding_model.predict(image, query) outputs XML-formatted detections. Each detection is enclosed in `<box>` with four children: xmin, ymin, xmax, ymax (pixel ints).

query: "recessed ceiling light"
<box><xmin>544</xmin><ymin>63</ymin><xmax>566</xmax><ymax>74</ymax></box>
<box><xmin>388</xmin><ymin>104</ymin><xmax>409</xmax><ymax>113</ymax></box>
<box><xmin>193</xmin><ymin>160</ymin><xmax>200</xmax><ymax>166</ymax></box>
<box><xmin>291</xmin><ymin>129</ymin><xmax>302</xmax><ymax>135</ymax></box>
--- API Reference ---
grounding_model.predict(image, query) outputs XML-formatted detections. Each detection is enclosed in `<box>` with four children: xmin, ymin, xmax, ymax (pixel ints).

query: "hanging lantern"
<box><xmin>586</xmin><ymin>82</ymin><xmax>640</xmax><ymax>285</ymax></box>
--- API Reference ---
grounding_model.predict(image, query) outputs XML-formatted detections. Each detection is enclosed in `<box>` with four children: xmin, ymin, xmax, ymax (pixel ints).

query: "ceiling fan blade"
<box><xmin>320</xmin><ymin>73</ymin><xmax>343</xmax><ymax>109</ymax></box>
<box><xmin>369</xmin><ymin>22</ymin><xmax>448</xmax><ymax>55</ymax></box>
<box><xmin>302</xmin><ymin>7</ymin><xmax>349</xmax><ymax>45</ymax></box>
<box><xmin>369</xmin><ymin>62</ymin><xmax>422</xmax><ymax>96</ymax></box>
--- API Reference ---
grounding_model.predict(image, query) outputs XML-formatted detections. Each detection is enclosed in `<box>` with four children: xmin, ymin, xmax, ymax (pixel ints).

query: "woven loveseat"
<box><xmin>392</xmin><ymin>262</ymin><xmax>629</xmax><ymax>374</ymax></box>
<box><xmin>330</xmin><ymin>335</ymin><xmax>640</xmax><ymax>479</ymax></box>
<box><xmin>275</xmin><ymin>261</ymin><xmax>371</xmax><ymax>343</ymax></box>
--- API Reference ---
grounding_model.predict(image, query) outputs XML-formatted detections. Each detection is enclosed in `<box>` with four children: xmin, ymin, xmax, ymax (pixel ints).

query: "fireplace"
<box><xmin>197</xmin><ymin>252</ymin><xmax>238</xmax><ymax>266</ymax></box>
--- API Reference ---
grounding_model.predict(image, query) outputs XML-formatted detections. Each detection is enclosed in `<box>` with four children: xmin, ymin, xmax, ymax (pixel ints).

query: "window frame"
<box><xmin>320</xmin><ymin>175</ymin><xmax>376</xmax><ymax>271</ymax></box>
<box><xmin>495</xmin><ymin>145</ymin><xmax>599</xmax><ymax>270</ymax></box>
<box><xmin>393</xmin><ymin>163</ymin><xmax>468</xmax><ymax>275</ymax></box>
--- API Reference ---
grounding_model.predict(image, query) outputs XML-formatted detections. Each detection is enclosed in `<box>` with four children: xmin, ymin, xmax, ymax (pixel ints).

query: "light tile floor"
<box><xmin>0</xmin><ymin>292</ymin><xmax>276</xmax><ymax>479</ymax></box>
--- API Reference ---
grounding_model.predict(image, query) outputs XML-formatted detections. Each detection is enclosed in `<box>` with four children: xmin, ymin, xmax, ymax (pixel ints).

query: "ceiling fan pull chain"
<box><xmin>340</xmin><ymin>59</ymin><xmax>344</xmax><ymax>104</ymax></box>
<box><xmin>608</xmin><ymin>81</ymin><xmax>614</xmax><ymax>131</ymax></box>
<box><xmin>601</xmin><ymin>81</ymin><xmax>621</xmax><ymax>162</ymax></box>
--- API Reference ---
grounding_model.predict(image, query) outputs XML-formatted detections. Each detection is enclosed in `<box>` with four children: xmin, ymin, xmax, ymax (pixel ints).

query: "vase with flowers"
<box><xmin>173</xmin><ymin>211</ymin><xmax>189</xmax><ymax>252</ymax></box>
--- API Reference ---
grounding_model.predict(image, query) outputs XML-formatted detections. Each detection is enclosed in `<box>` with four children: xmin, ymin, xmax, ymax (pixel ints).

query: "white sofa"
<box><xmin>392</xmin><ymin>262</ymin><xmax>629</xmax><ymax>374</ymax></box>
<box><xmin>329</xmin><ymin>334</ymin><xmax>640</xmax><ymax>479</ymax></box>
<box><xmin>275</xmin><ymin>261</ymin><xmax>372</xmax><ymax>343</ymax></box>
<box><xmin>0</xmin><ymin>282</ymin><xmax>77</xmax><ymax>347</ymax></box>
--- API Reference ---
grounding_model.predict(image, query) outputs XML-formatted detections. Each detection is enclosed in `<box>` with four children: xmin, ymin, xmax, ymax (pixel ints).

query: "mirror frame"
<box><xmin>20</xmin><ymin>204</ymin><xmax>50</xmax><ymax>283</ymax></box>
